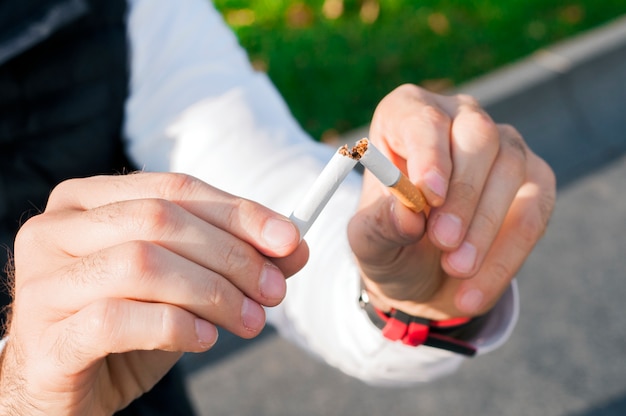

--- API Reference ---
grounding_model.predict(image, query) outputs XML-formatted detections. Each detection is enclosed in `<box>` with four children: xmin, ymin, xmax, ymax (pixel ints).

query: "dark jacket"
<box><xmin>0</xmin><ymin>1</ymin><xmax>196</xmax><ymax>414</ymax></box>
<box><xmin>0</xmin><ymin>0</ymin><xmax>131</xmax><ymax>316</ymax></box>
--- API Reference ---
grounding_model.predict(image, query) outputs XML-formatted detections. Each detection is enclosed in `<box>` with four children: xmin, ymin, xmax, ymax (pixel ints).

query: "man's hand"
<box><xmin>0</xmin><ymin>172</ymin><xmax>308</xmax><ymax>415</ymax></box>
<box><xmin>348</xmin><ymin>84</ymin><xmax>556</xmax><ymax>320</ymax></box>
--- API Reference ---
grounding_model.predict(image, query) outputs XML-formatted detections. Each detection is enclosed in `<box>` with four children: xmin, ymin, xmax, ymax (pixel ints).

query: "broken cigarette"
<box><xmin>347</xmin><ymin>138</ymin><xmax>427</xmax><ymax>213</ymax></box>
<box><xmin>289</xmin><ymin>138</ymin><xmax>427</xmax><ymax>238</ymax></box>
<box><xmin>289</xmin><ymin>148</ymin><xmax>358</xmax><ymax>237</ymax></box>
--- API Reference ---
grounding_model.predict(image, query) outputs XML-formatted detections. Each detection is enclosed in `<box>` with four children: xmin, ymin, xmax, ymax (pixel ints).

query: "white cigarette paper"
<box><xmin>356</xmin><ymin>139</ymin><xmax>427</xmax><ymax>213</ymax></box>
<box><xmin>289</xmin><ymin>149</ymin><xmax>358</xmax><ymax>237</ymax></box>
<box><xmin>289</xmin><ymin>138</ymin><xmax>427</xmax><ymax>239</ymax></box>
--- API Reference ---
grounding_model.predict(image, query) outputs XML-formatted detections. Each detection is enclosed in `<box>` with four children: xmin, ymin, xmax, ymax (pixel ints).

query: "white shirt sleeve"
<box><xmin>123</xmin><ymin>0</ymin><xmax>519</xmax><ymax>385</ymax></box>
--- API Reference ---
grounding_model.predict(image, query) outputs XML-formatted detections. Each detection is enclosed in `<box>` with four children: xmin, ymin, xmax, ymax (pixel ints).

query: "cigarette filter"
<box><xmin>355</xmin><ymin>139</ymin><xmax>427</xmax><ymax>213</ymax></box>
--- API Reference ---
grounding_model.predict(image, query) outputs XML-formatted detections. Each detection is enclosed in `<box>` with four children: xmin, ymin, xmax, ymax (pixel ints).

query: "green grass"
<box><xmin>213</xmin><ymin>0</ymin><xmax>626</xmax><ymax>141</ymax></box>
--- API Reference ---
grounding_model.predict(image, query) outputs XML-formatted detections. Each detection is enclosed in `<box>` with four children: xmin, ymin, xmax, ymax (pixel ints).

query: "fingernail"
<box><xmin>433</xmin><ymin>213</ymin><xmax>462</xmax><ymax>247</ymax></box>
<box><xmin>424</xmin><ymin>170</ymin><xmax>447</xmax><ymax>199</ymax></box>
<box><xmin>195</xmin><ymin>319</ymin><xmax>218</xmax><ymax>348</ymax></box>
<box><xmin>262</xmin><ymin>218</ymin><xmax>298</xmax><ymax>250</ymax></box>
<box><xmin>260</xmin><ymin>263</ymin><xmax>286</xmax><ymax>301</ymax></box>
<box><xmin>447</xmin><ymin>241</ymin><xmax>477</xmax><ymax>274</ymax></box>
<box><xmin>241</xmin><ymin>298</ymin><xmax>265</xmax><ymax>332</ymax></box>
<box><xmin>458</xmin><ymin>289</ymin><xmax>483</xmax><ymax>314</ymax></box>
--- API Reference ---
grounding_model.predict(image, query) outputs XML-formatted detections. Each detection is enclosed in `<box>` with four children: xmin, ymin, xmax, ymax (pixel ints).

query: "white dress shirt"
<box><xmin>123</xmin><ymin>0</ymin><xmax>519</xmax><ymax>386</ymax></box>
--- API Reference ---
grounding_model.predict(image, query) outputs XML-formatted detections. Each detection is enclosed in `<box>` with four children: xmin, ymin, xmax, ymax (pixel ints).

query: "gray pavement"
<box><xmin>180</xmin><ymin>16</ymin><xmax>626</xmax><ymax>416</ymax></box>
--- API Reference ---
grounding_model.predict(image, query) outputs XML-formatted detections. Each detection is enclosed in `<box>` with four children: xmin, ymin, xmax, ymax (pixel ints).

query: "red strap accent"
<box><xmin>381</xmin><ymin>316</ymin><xmax>408</xmax><ymax>341</ymax></box>
<box><xmin>379</xmin><ymin>309</ymin><xmax>432</xmax><ymax>346</ymax></box>
<box><xmin>364</xmin><ymin>303</ymin><xmax>477</xmax><ymax>355</ymax></box>
<box><xmin>374</xmin><ymin>306</ymin><xmax>472</xmax><ymax>348</ymax></box>
<box><xmin>404</xmin><ymin>321</ymin><xmax>429</xmax><ymax>346</ymax></box>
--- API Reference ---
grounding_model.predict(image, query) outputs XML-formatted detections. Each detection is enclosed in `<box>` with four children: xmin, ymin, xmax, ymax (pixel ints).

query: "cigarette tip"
<box><xmin>338</xmin><ymin>138</ymin><xmax>369</xmax><ymax>160</ymax></box>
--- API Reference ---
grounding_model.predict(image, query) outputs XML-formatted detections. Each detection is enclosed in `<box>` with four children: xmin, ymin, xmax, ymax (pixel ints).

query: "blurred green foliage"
<box><xmin>213</xmin><ymin>0</ymin><xmax>626</xmax><ymax>141</ymax></box>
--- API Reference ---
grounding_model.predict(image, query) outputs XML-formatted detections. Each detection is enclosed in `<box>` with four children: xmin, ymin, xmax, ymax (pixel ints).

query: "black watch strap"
<box><xmin>359</xmin><ymin>289</ymin><xmax>483</xmax><ymax>357</ymax></box>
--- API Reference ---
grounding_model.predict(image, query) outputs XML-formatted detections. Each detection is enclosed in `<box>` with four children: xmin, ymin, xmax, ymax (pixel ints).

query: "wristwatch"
<box><xmin>358</xmin><ymin>288</ymin><xmax>487</xmax><ymax>356</ymax></box>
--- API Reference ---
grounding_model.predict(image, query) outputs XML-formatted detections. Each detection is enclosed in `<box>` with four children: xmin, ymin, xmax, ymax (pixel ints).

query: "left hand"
<box><xmin>347</xmin><ymin>84</ymin><xmax>556</xmax><ymax>320</ymax></box>
<box><xmin>0</xmin><ymin>173</ymin><xmax>307</xmax><ymax>414</ymax></box>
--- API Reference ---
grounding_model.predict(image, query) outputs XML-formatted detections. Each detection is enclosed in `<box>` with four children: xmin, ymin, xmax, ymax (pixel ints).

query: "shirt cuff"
<box><xmin>341</xmin><ymin>264</ymin><xmax>520</xmax><ymax>385</ymax></box>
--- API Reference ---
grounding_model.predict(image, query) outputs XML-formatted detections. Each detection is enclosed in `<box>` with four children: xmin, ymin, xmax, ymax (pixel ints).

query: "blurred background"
<box><xmin>180</xmin><ymin>2</ymin><xmax>626</xmax><ymax>415</ymax></box>
<box><xmin>213</xmin><ymin>0</ymin><xmax>626</xmax><ymax>141</ymax></box>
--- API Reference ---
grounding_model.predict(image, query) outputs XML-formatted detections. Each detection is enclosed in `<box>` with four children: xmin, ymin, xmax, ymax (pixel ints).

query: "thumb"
<box><xmin>348</xmin><ymin>172</ymin><xmax>446</xmax><ymax>303</ymax></box>
<box><xmin>347</xmin><ymin>172</ymin><xmax>427</xmax><ymax>272</ymax></box>
<box><xmin>348</xmin><ymin>193</ymin><xmax>426</xmax><ymax>262</ymax></box>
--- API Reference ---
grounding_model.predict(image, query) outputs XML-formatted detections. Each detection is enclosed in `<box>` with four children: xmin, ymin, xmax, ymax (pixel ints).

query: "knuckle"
<box><xmin>497</xmin><ymin>148</ymin><xmax>527</xmax><ymax>184</ymax></box>
<box><xmin>68</xmin><ymin>242</ymin><xmax>161</xmax><ymax>292</ymax></box>
<box><xmin>515</xmin><ymin>209</ymin><xmax>548</xmax><ymax>248</ymax></box>
<box><xmin>473</xmin><ymin>208</ymin><xmax>501</xmax><ymax>238</ymax></box>
<box><xmin>498</xmin><ymin>123</ymin><xmax>522</xmax><ymax>139</ymax></box>
<box><xmin>455</xmin><ymin>93</ymin><xmax>480</xmax><ymax>108</ymax></box>
<box><xmin>530</xmin><ymin>156</ymin><xmax>557</xmax><ymax>226</ymax></box>
<box><xmin>500</xmin><ymin>125</ymin><xmax>528</xmax><ymax>160</ymax></box>
<box><xmin>47</xmin><ymin>178</ymin><xmax>79</xmax><ymax>208</ymax></box>
<box><xmin>465</xmin><ymin>110</ymin><xmax>499</xmax><ymax>146</ymax></box>
<box><xmin>221</xmin><ymin>242</ymin><xmax>255</xmax><ymax>277</ymax></box>
<box><xmin>356</xmin><ymin>205</ymin><xmax>414</xmax><ymax>249</ymax></box>
<box><xmin>395</xmin><ymin>83</ymin><xmax>422</xmax><ymax>97</ymax></box>
<box><xmin>376</xmin><ymin>84</ymin><xmax>426</xmax><ymax>120</ymax></box>
<box><xmin>14</xmin><ymin>214</ymin><xmax>45</xmax><ymax>252</ymax></box>
<box><xmin>488</xmin><ymin>260</ymin><xmax>515</xmax><ymax>285</ymax></box>
<box><xmin>479</xmin><ymin>261</ymin><xmax>515</xmax><ymax>313</ymax></box>
<box><xmin>58</xmin><ymin>300</ymin><xmax>120</xmax><ymax>362</ymax></box>
<box><xmin>12</xmin><ymin>278</ymin><xmax>38</xmax><ymax>311</ymax></box>
<box><xmin>497</xmin><ymin>160</ymin><xmax>526</xmax><ymax>186</ymax></box>
<box><xmin>157</xmin><ymin>172</ymin><xmax>200</xmax><ymax>200</ymax></box>
<box><xmin>122</xmin><ymin>241</ymin><xmax>161</xmax><ymax>281</ymax></box>
<box><xmin>539</xmin><ymin>184</ymin><xmax>557</xmax><ymax>228</ymax></box>
<box><xmin>450</xmin><ymin>180</ymin><xmax>479</xmax><ymax>206</ymax></box>
<box><xmin>540</xmin><ymin>187</ymin><xmax>556</xmax><ymax>224</ymax></box>
<box><xmin>419</xmin><ymin>104</ymin><xmax>450</xmax><ymax>127</ymax></box>
<box><xmin>522</xmin><ymin>163</ymin><xmax>556</xmax><ymax>244</ymax></box>
<box><xmin>364</xmin><ymin>215</ymin><xmax>395</xmax><ymax>247</ymax></box>
<box><xmin>226</xmin><ymin>197</ymin><xmax>256</xmax><ymax>230</ymax></box>
<box><xmin>84</xmin><ymin>300</ymin><xmax>113</xmax><ymax>336</ymax></box>
<box><xmin>132</xmin><ymin>198</ymin><xmax>179</xmax><ymax>238</ymax></box>
<box><xmin>200</xmin><ymin>275</ymin><xmax>227</xmax><ymax>308</ymax></box>
<box><xmin>503</xmin><ymin>143</ymin><xmax>527</xmax><ymax>167</ymax></box>
<box><xmin>535</xmin><ymin>156</ymin><xmax>558</xmax><ymax>195</ymax></box>
<box><xmin>157</xmin><ymin>307</ymin><xmax>182</xmax><ymax>347</ymax></box>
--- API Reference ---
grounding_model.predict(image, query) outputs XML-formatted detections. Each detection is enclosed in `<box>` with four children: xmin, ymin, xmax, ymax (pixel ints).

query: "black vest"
<box><xmin>0</xmin><ymin>0</ymin><xmax>131</xmax><ymax>320</ymax></box>
<box><xmin>0</xmin><ymin>1</ymin><xmax>196</xmax><ymax>414</ymax></box>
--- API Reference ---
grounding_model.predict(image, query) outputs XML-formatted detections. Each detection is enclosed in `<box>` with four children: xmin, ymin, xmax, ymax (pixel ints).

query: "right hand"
<box><xmin>347</xmin><ymin>85</ymin><xmax>556</xmax><ymax>320</ymax></box>
<box><xmin>0</xmin><ymin>172</ymin><xmax>308</xmax><ymax>415</ymax></box>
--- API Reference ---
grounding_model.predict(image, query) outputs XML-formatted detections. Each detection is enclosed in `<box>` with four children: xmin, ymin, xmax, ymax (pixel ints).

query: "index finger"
<box><xmin>369</xmin><ymin>84</ymin><xmax>453</xmax><ymax>207</ymax></box>
<box><xmin>45</xmin><ymin>172</ymin><xmax>301</xmax><ymax>257</ymax></box>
